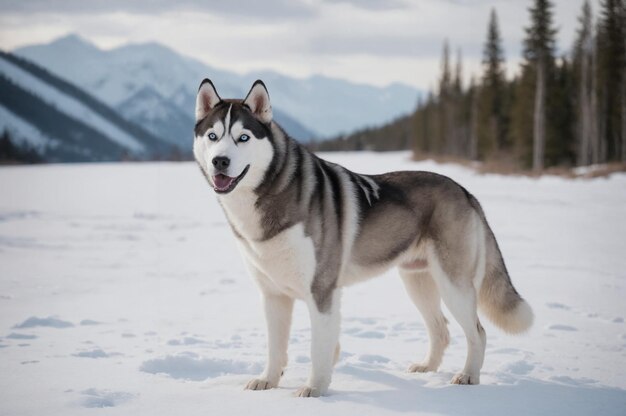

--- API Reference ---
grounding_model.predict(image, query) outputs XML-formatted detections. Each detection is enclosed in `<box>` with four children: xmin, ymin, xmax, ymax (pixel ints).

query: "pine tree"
<box><xmin>509</xmin><ymin>70</ymin><xmax>532</xmax><ymax>167</ymax></box>
<box><xmin>439</xmin><ymin>40</ymin><xmax>453</xmax><ymax>154</ymax></box>
<box><xmin>468</xmin><ymin>76</ymin><xmax>480</xmax><ymax>160</ymax></box>
<box><xmin>480</xmin><ymin>8</ymin><xmax>507</xmax><ymax>157</ymax></box>
<box><xmin>573</xmin><ymin>0</ymin><xmax>599</xmax><ymax>165</ymax></box>
<box><xmin>453</xmin><ymin>49</ymin><xmax>463</xmax><ymax>96</ymax></box>
<box><xmin>597</xmin><ymin>0</ymin><xmax>626</xmax><ymax>162</ymax></box>
<box><xmin>546</xmin><ymin>56</ymin><xmax>576</xmax><ymax>166</ymax></box>
<box><xmin>413</xmin><ymin>96</ymin><xmax>426</xmax><ymax>155</ymax></box>
<box><xmin>425</xmin><ymin>88</ymin><xmax>439</xmax><ymax>153</ymax></box>
<box><xmin>523</xmin><ymin>0</ymin><xmax>558</xmax><ymax>170</ymax></box>
<box><xmin>452</xmin><ymin>48</ymin><xmax>466</xmax><ymax>156</ymax></box>
<box><xmin>439</xmin><ymin>40</ymin><xmax>452</xmax><ymax>96</ymax></box>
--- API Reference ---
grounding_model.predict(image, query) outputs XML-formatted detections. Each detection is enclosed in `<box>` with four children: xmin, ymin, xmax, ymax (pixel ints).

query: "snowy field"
<box><xmin>1</xmin><ymin>151</ymin><xmax>625</xmax><ymax>415</ymax></box>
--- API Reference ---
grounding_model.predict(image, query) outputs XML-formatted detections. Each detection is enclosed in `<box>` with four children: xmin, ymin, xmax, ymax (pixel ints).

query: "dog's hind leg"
<box><xmin>425</xmin><ymin>203</ymin><xmax>488</xmax><ymax>385</ymax></box>
<box><xmin>428</xmin><ymin>245</ymin><xmax>486</xmax><ymax>385</ymax></box>
<box><xmin>440</xmin><ymin>282</ymin><xmax>486</xmax><ymax>385</ymax></box>
<box><xmin>400</xmin><ymin>267</ymin><xmax>450</xmax><ymax>373</ymax></box>
<box><xmin>245</xmin><ymin>292</ymin><xmax>294</xmax><ymax>391</ymax></box>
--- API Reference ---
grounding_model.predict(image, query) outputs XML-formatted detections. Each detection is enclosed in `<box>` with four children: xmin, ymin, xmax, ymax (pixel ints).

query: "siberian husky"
<box><xmin>193</xmin><ymin>79</ymin><xmax>533</xmax><ymax>397</ymax></box>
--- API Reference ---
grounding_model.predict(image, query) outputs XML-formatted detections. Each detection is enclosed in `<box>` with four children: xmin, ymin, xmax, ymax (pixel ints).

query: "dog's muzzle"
<box><xmin>212</xmin><ymin>165</ymin><xmax>250</xmax><ymax>194</ymax></box>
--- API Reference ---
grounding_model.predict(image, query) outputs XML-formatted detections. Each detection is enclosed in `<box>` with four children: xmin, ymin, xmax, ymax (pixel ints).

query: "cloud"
<box><xmin>320</xmin><ymin>0</ymin><xmax>408</xmax><ymax>11</ymax></box>
<box><xmin>0</xmin><ymin>0</ymin><xmax>317</xmax><ymax>19</ymax></box>
<box><xmin>0</xmin><ymin>0</ymin><xmax>582</xmax><ymax>89</ymax></box>
<box><xmin>308</xmin><ymin>33</ymin><xmax>483</xmax><ymax>59</ymax></box>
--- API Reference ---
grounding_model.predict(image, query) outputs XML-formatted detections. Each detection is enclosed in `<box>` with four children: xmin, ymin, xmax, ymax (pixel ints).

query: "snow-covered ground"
<box><xmin>1</xmin><ymin>151</ymin><xmax>625</xmax><ymax>415</ymax></box>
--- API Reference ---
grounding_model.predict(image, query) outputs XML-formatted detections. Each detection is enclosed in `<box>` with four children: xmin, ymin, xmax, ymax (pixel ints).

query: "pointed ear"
<box><xmin>195</xmin><ymin>79</ymin><xmax>221</xmax><ymax>122</ymax></box>
<box><xmin>243</xmin><ymin>80</ymin><xmax>272</xmax><ymax>123</ymax></box>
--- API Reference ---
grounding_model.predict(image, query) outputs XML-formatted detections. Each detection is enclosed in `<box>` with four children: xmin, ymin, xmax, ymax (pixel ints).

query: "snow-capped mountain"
<box><xmin>116</xmin><ymin>86</ymin><xmax>191</xmax><ymax>148</ymax></box>
<box><xmin>0</xmin><ymin>51</ymin><xmax>172</xmax><ymax>162</ymax></box>
<box><xmin>15</xmin><ymin>34</ymin><xmax>420</xmax><ymax>139</ymax></box>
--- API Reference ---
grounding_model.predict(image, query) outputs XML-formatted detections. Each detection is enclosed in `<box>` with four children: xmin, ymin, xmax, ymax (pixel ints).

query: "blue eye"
<box><xmin>208</xmin><ymin>132</ymin><xmax>218</xmax><ymax>141</ymax></box>
<box><xmin>239</xmin><ymin>134</ymin><xmax>250</xmax><ymax>142</ymax></box>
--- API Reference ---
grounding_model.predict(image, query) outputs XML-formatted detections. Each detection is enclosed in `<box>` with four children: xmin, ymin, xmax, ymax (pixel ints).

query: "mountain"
<box><xmin>149</xmin><ymin>83</ymin><xmax>316</xmax><ymax>144</ymax></box>
<box><xmin>0</xmin><ymin>51</ymin><xmax>174</xmax><ymax>162</ymax></box>
<box><xmin>15</xmin><ymin>34</ymin><xmax>420</xmax><ymax>140</ymax></box>
<box><xmin>117</xmin><ymin>86</ymin><xmax>192</xmax><ymax>148</ymax></box>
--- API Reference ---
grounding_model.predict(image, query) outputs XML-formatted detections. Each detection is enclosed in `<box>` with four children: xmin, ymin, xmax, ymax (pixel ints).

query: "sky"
<box><xmin>0</xmin><ymin>0</ymin><xmax>582</xmax><ymax>89</ymax></box>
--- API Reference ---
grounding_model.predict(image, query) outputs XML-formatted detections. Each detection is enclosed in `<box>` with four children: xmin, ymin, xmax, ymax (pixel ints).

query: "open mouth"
<box><xmin>212</xmin><ymin>165</ymin><xmax>250</xmax><ymax>194</ymax></box>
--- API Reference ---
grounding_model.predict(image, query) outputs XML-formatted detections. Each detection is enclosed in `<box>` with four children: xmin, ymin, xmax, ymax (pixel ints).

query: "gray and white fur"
<box><xmin>193</xmin><ymin>79</ymin><xmax>533</xmax><ymax>397</ymax></box>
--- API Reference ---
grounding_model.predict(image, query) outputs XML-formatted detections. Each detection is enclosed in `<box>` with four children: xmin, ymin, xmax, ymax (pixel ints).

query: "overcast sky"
<box><xmin>0</xmin><ymin>0</ymin><xmax>583</xmax><ymax>89</ymax></box>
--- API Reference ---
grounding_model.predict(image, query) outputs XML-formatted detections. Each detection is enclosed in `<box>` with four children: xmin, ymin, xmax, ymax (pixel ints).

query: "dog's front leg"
<box><xmin>295</xmin><ymin>289</ymin><xmax>341</xmax><ymax>397</ymax></box>
<box><xmin>245</xmin><ymin>292</ymin><xmax>294</xmax><ymax>391</ymax></box>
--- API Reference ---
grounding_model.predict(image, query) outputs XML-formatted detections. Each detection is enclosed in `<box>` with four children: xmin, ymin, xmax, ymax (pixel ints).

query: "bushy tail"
<box><xmin>470</xmin><ymin>196</ymin><xmax>534</xmax><ymax>334</ymax></box>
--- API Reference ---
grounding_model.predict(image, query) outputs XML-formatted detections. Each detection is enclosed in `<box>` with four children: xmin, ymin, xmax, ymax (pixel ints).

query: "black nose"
<box><xmin>212</xmin><ymin>156</ymin><xmax>230</xmax><ymax>171</ymax></box>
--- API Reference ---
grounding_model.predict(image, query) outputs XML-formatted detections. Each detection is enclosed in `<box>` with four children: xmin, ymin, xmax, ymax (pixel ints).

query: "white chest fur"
<box><xmin>219</xmin><ymin>193</ymin><xmax>316</xmax><ymax>299</ymax></box>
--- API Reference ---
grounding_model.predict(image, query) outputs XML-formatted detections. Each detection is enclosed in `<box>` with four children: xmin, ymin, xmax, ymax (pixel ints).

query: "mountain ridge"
<box><xmin>0</xmin><ymin>51</ymin><xmax>175</xmax><ymax>162</ymax></box>
<box><xmin>15</xmin><ymin>34</ymin><xmax>420</xmax><ymax>139</ymax></box>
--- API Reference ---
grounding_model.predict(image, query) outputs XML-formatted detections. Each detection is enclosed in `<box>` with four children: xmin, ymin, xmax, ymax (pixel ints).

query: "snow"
<box><xmin>0</xmin><ymin>151</ymin><xmax>625</xmax><ymax>415</ymax></box>
<box><xmin>0</xmin><ymin>56</ymin><xmax>145</xmax><ymax>153</ymax></box>
<box><xmin>14</xmin><ymin>316</ymin><xmax>74</xmax><ymax>329</ymax></box>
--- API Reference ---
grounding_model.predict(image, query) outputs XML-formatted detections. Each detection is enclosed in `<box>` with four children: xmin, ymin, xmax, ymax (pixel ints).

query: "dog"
<box><xmin>193</xmin><ymin>79</ymin><xmax>533</xmax><ymax>397</ymax></box>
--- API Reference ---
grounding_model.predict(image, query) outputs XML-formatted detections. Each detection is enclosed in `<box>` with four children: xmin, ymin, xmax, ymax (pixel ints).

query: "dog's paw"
<box><xmin>450</xmin><ymin>373</ymin><xmax>480</xmax><ymax>385</ymax></box>
<box><xmin>407</xmin><ymin>362</ymin><xmax>436</xmax><ymax>373</ymax></box>
<box><xmin>294</xmin><ymin>386</ymin><xmax>321</xmax><ymax>398</ymax></box>
<box><xmin>245</xmin><ymin>378</ymin><xmax>276</xmax><ymax>391</ymax></box>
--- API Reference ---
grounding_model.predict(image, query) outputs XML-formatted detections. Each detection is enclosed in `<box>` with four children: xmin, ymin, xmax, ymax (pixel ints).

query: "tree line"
<box><xmin>316</xmin><ymin>0</ymin><xmax>625</xmax><ymax>171</ymax></box>
<box><xmin>0</xmin><ymin>130</ymin><xmax>42</xmax><ymax>164</ymax></box>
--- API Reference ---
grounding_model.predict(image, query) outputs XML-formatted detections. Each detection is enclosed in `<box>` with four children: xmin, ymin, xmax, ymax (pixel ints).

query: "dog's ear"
<box><xmin>196</xmin><ymin>79</ymin><xmax>221</xmax><ymax>122</ymax></box>
<box><xmin>243</xmin><ymin>80</ymin><xmax>272</xmax><ymax>123</ymax></box>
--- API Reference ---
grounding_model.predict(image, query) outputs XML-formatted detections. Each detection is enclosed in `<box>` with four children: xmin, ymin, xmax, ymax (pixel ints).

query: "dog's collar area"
<box><xmin>213</xmin><ymin>164</ymin><xmax>250</xmax><ymax>194</ymax></box>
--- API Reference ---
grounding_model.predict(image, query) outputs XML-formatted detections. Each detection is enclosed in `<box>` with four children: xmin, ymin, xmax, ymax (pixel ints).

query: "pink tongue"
<box><xmin>213</xmin><ymin>174</ymin><xmax>235</xmax><ymax>190</ymax></box>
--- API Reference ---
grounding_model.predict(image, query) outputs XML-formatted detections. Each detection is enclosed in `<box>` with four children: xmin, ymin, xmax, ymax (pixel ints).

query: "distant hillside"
<box><xmin>311</xmin><ymin>114</ymin><xmax>414</xmax><ymax>152</ymax></box>
<box><xmin>0</xmin><ymin>51</ymin><xmax>174</xmax><ymax>162</ymax></box>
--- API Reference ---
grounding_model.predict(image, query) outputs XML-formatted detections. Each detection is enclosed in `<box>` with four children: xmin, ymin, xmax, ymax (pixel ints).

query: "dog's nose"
<box><xmin>212</xmin><ymin>156</ymin><xmax>230</xmax><ymax>171</ymax></box>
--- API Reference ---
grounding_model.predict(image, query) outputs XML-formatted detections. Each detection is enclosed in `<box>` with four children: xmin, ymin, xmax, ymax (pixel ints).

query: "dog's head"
<box><xmin>193</xmin><ymin>80</ymin><xmax>275</xmax><ymax>195</ymax></box>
